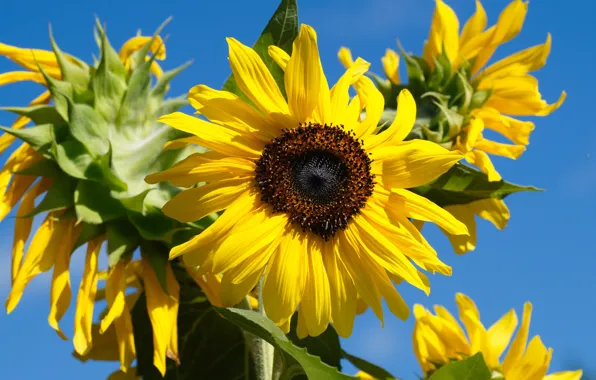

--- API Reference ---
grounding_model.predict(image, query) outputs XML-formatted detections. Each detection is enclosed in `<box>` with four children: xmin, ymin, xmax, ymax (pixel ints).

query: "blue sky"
<box><xmin>1</xmin><ymin>0</ymin><xmax>594</xmax><ymax>378</ymax></box>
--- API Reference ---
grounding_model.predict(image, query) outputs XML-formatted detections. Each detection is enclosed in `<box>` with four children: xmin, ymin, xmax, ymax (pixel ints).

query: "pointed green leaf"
<box><xmin>222</xmin><ymin>0</ymin><xmax>298</xmax><ymax>101</ymax></box>
<box><xmin>287</xmin><ymin>315</ymin><xmax>342</xmax><ymax>370</ymax></box>
<box><xmin>37</xmin><ymin>64</ymin><xmax>73</xmax><ymax>121</ymax></box>
<box><xmin>342</xmin><ymin>350</ymin><xmax>399</xmax><ymax>380</ymax></box>
<box><xmin>428</xmin><ymin>353</ymin><xmax>491</xmax><ymax>380</ymax></box>
<box><xmin>74</xmin><ymin>180</ymin><xmax>126</xmax><ymax>224</ymax></box>
<box><xmin>411</xmin><ymin>164</ymin><xmax>542</xmax><ymax>207</ymax></box>
<box><xmin>217</xmin><ymin>308</ymin><xmax>357</xmax><ymax>380</ymax></box>
<box><xmin>94</xmin><ymin>19</ymin><xmax>126</xmax><ymax>79</ymax></box>
<box><xmin>67</xmin><ymin>100</ymin><xmax>109</xmax><ymax>155</ymax></box>
<box><xmin>155</xmin><ymin>95</ymin><xmax>188</xmax><ymax>117</ymax></box>
<box><xmin>106</xmin><ymin>219</ymin><xmax>139</xmax><ymax>267</ymax></box>
<box><xmin>469</xmin><ymin>88</ymin><xmax>492</xmax><ymax>110</ymax></box>
<box><xmin>24</xmin><ymin>173</ymin><xmax>76</xmax><ymax>217</ymax></box>
<box><xmin>117</xmin><ymin>60</ymin><xmax>151</xmax><ymax>126</ymax></box>
<box><xmin>0</xmin><ymin>124</ymin><xmax>53</xmax><ymax>150</ymax></box>
<box><xmin>49</xmin><ymin>27</ymin><xmax>91</xmax><ymax>92</ymax></box>
<box><xmin>0</xmin><ymin>105</ymin><xmax>63</xmax><ymax>125</ymax></box>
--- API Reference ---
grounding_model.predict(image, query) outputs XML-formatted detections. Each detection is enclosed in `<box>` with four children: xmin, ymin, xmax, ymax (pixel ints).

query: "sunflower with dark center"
<box><xmin>146</xmin><ymin>24</ymin><xmax>469</xmax><ymax>338</ymax></box>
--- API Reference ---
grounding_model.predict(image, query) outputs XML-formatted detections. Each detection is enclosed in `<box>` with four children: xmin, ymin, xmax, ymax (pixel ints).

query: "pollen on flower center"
<box><xmin>255</xmin><ymin>123</ymin><xmax>375</xmax><ymax>240</ymax></box>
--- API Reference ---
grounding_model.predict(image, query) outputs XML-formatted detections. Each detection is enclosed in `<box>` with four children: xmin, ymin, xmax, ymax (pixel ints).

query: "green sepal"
<box><xmin>14</xmin><ymin>159</ymin><xmax>62</xmax><ymax>178</ymax></box>
<box><xmin>36</xmin><ymin>63</ymin><xmax>73</xmax><ymax>121</ymax></box>
<box><xmin>23</xmin><ymin>173</ymin><xmax>76</xmax><ymax>217</ymax></box>
<box><xmin>48</xmin><ymin>26</ymin><xmax>91</xmax><ymax>92</ymax></box>
<box><xmin>222</xmin><ymin>0</ymin><xmax>298</xmax><ymax>101</ymax></box>
<box><xmin>117</xmin><ymin>59</ymin><xmax>152</xmax><ymax>127</ymax></box>
<box><xmin>0</xmin><ymin>105</ymin><xmax>64</xmax><ymax>125</ymax></box>
<box><xmin>93</xmin><ymin>21</ymin><xmax>128</xmax><ymax>123</ymax></box>
<box><xmin>469</xmin><ymin>88</ymin><xmax>493</xmax><ymax>110</ymax></box>
<box><xmin>73</xmin><ymin>222</ymin><xmax>106</xmax><ymax>251</ymax></box>
<box><xmin>342</xmin><ymin>350</ymin><xmax>399</xmax><ymax>380</ymax></box>
<box><xmin>217</xmin><ymin>308</ymin><xmax>358</xmax><ymax>380</ymax></box>
<box><xmin>428</xmin><ymin>353</ymin><xmax>491</xmax><ymax>380</ymax></box>
<box><xmin>52</xmin><ymin>136</ymin><xmax>127</xmax><ymax>192</ymax></box>
<box><xmin>155</xmin><ymin>95</ymin><xmax>188</xmax><ymax>118</ymax></box>
<box><xmin>150</xmin><ymin>61</ymin><xmax>192</xmax><ymax>101</ymax></box>
<box><xmin>0</xmin><ymin>124</ymin><xmax>53</xmax><ymax>151</ymax></box>
<box><xmin>66</xmin><ymin>98</ymin><xmax>109</xmax><ymax>155</ymax></box>
<box><xmin>106</xmin><ymin>219</ymin><xmax>140</xmax><ymax>267</ymax></box>
<box><xmin>74</xmin><ymin>180</ymin><xmax>126</xmax><ymax>224</ymax></box>
<box><xmin>411</xmin><ymin>164</ymin><xmax>542</xmax><ymax>208</ymax></box>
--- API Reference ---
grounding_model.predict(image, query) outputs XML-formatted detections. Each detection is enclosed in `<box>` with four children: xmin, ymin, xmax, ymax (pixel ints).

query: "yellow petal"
<box><xmin>425</xmin><ymin>0</ymin><xmax>460</xmax><ymax>64</ymax></box>
<box><xmin>481</xmin><ymin>34</ymin><xmax>552</xmax><ymax>80</ymax></box>
<box><xmin>142</xmin><ymin>258</ymin><xmax>180</xmax><ymax>376</ymax></box>
<box><xmin>381</xmin><ymin>48</ymin><xmax>400</xmax><ymax>85</ymax></box>
<box><xmin>119</xmin><ymin>35</ymin><xmax>166</xmax><ymax>63</ymax></box>
<box><xmin>389</xmin><ymin>189</ymin><xmax>468</xmax><ymax>235</ymax></box>
<box><xmin>338</xmin><ymin>231</ymin><xmax>384</xmax><ymax>323</ymax></box>
<box><xmin>459</xmin><ymin>0</ymin><xmax>487</xmax><ymax>48</ymax></box>
<box><xmin>475</xmin><ymin>139</ymin><xmax>526</xmax><ymax>159</ymax></box>
<box><xmin>263</xmin><ymin>230</ymin><xmax>308</xmax><ymax>323</ymax></box>
<box><xmin>455</xmin><ymin>293</ymin><xmax>488</xmax><ymax>355</ymax></box>
<box><xmin>353</xmin><ymin>76</ymin><xmax>384</xmax><ymax>138</ymax></box>
<box><xmin>330</xmin><ymin>61</ymin><xmax>369</xmax><ymax>123</ymax></box>
<box><xmin>465</xmin><ymin>150</ymin><xmax>502</xmax><ymax>182</ymax></box>
<box><xmin>73</xmin><ymin>236</ymin><xmax>103</xmax><ymax>355</ymax></box>
<box><xmin>503</xmin><ymin>302</ymin><xmax>532</xmax><ymax>373</ymax></box>
<box><xmin>463</xmin><ymin>118</ymin><xmax>485</xmax><ymax>152</ymax></box>
<box><xmin>285</xmin><ymin>24</ymin><xmax>322</xmax><ymax>122</ymax></box>
<box><xmin>157</xmin><ymin>112</ymin><xmax>264</xmax><ymax>158</ymax></box>
<box><xmin>300</xmin><ymin>239</ymin><xmax>331</xmax><ymax>337</ymax></box>
<box><xmin>186</xmin><ymin>268</ymin><xmax>223</xmax><ymax>307</ymax></box>
<box><xmin>506</xmin><ymin>336</ymin><xmax>552</xmax><ymax>380</ymax></box>
<box><xmin>544</xmin><ymin>371</ymin><xmax>584</xmax><ymax>380</ymax></box>
<box><xmin>468</xmin><ymin>198</ymin><xmax>510</xmax><ymax>230</ymax></box>
<box><xmin>486</xmin><ymin>308</ymin><xmax>518</xmax><ymax>368</ymax></box>
<box><xmin>113</xmin><ymin>303</ymin><xmax>136</xmax><ymax>372</ymax></box>
<box><xmin>0</xmin><ymin>42</ymin><xmax>62</xmax><ymax>78</ymax></box>
<box><xmin>210</xmin><ymin>209</ymin><xmax>287</xmax><ymax>276</ymax></box>
<box><xmin>163</xmin><ymin>136</ymin><xmax>203</xmax><ymax>151</ymax></box>
<box><xmin>268</xmin><ymin>45</ymin><xmax>290</xmax><ymax>70</ymax></box>
<box><xmin>337</xmin><ymin>47</ymin><xmax>354</xmax><ymax>69</ymax></box>
<box><xmin>162</xmin><ymin>178</ymin><xmax>251</xmax><ymax>223</ymax></box>
<box><xmin>48</xmin><ymin>219</ymin><xmax>79</xmax><ymax>340</ymax></box>
<box><xmin>170</xmin><ymin>191</ymin><xmax>257</xmax><ymax>264</ymax></box>
<box><xmin>442</xmin><ymin>204</ymin><xmax>478</xmax><ymax>254</ymax></box>
<box><xmin>474</xmin><ymin>107</ymin><xmax>535</xmax><ymax>146</ymax></box>
<box><xmin>100</xmin><ymin>260</ymin><xmax>129</xmax><ymax>334</ymax></box>
<box><xmin>322</xmin><ymin>240</ymin><xmax>357</xmax><ymax>338</ymax></box>
<box><xmin>187</xmin><ymin>84</ymin><xmax>279</xmax><ymax>140</ymax></box>
<box><xmin>364</xmin><ymin>89</ymin><xmax>416</xmax><ymax>149</ymax></box>
<box><xmin>11</xmin><ymin>179</ymin><xmax>50</xmax><ymax>283</ymax></box>
<box><xmin>373</xmin><ymin>140</ymin><xmax>463</xmax><ymax>189</ymax></box>
<box><xmin>145</xmin><ymin>152</ymin><xmax>254</xmax><ymax>187</ymax></box>
<box><xmin>227</xmin><ymin>37</ymin><xmax>289</xmax><ymax>116</ymax></box>
<box><xmin>0</xmin><ymin>71</ymin><xmax>46</xmax><ymax>86</ymax></box>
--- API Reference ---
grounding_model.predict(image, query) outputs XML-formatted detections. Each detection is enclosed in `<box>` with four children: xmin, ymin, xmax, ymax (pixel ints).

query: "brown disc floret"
<box><xmin>255</xmin><ymin>123</ymin><xmax>375</xmax><ymax>240</ymax></box>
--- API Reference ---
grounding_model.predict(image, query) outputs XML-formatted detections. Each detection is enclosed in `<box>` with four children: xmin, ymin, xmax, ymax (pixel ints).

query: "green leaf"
<box><xmin>156</xmin><ymin>95</ymin><xmax>189</xmax><ymax>118</ymax></box>
<box><xmin>342</xmin><ymin>350</ymin><xmax>398</xmax><ymax>380</ymax></box>
<box><xmin>0</xmin><ymin>124</ymin><xmax>53</xmax><ymax>150</ymax></box>
<box><xmin>150</xmin><ymin>61</ymin><xmax>192</xmax><ymax>101</ymax></box>
<box><xmin>67</xmin><ymin>100</ymin><xmax>109</xmax><ymax>155</ymax></box>
<box><xmin>106</xmin><ymin>219</ymin><xmax>139</xmax><ymax>267</ymax></box>
<box><xmin>1</xmin><ymin>105</ymin><xmax>64</xmax><ymax>125</ymax></box>
<box><xmin>428</xmin><ymin>353</ymin><xmax>491</xmax><ymax>380</ymax></box>
<box><xmin>218</xmin><ymin>308</ymin><xmax>357</xmax><ymax>380</ymax></box>
<box><xmin>222</xmin><ymin>0</ymin><xmax>298</xmax><ymax>101</ymax></box>
<box><xmin>127</xmin><ymin>205</ymin><xmax>179</xmax><ymax>242</ymax></box>
<box><xmin>49</xmin><ymin>27</ymin><xmax>91</xmax><ymax>92</ymax></box>
<box><xmin>411</xmin><ymin>164</ymin><xmax>542</xmax><ymax>208</ymax></box>
<box><xmin>287</xmin><ymin>315</ymin><xmax>342</xmax><ymax>370</ymax></box>
<box><xmin>132</xmin><ymin>281</ymin><xmax>254</xmax><ymax>380</ymax></box>
<box><xmin>24</xmin><ymin>173</ymin><xmax>76</xmax><ymax>217</ymax></box>
<box><xmin>37</xmin><ymin>64</ymin><xmax>73</xmax><ymax>121</ymax></box>
<box><xmin>74</xmin><ymin>180</ymin><xmax>126</xmax><ymax>224</ymax></box>
<box><xmin>92</xmin><ymin>24</ymin><xmax>128</xmax><ymax>123</ymax></box>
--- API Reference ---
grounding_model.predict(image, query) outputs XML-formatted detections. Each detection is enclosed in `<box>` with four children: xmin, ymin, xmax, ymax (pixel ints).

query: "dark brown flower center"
<box><xmin>255</xmin><ymin>123</ymin><xmax>375</xmax><ymax>239</ymax></box>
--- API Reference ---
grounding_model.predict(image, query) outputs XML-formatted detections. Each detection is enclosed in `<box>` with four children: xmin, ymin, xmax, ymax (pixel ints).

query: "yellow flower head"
<box><xmin>149</xmin><ymin>24</ymin><xmax>469</xmax><ymax>338</ymax></box>
<box><xmin>424</xmin><ymin>0</ymin><xmax>566</xmax><ymax>181</ymax></box>
<box><xmin>413</xmin><ymin>293</ymin><xmax>583</xmax><ymax>379</ymax></box>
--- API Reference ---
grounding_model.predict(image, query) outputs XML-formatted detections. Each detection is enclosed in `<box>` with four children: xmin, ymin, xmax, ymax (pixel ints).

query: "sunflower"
<box><xmin>147</xmin><ymin>24</ymin><xmax>469</xmax><ymax>338</ymax></box>
<box><xmin>412</xmin><ymin>293</ymin><xmax>583</xmax><ymax>379</ymax></box>
<box><xmin>0</xmin><ymin>23</ymin><xmax>194</xmax><ymax>376</ymax></box>
<box><xmin>421</xmin><ymin>0</ymin><xmax>565</xmax><ymax>181</ymax></box>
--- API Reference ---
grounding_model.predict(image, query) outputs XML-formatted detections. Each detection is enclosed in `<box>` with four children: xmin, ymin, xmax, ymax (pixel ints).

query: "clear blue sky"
<box><xmin>1</xmin><ymin>0</ymin><xmax>594</xmax><ymax>378</ymax></box>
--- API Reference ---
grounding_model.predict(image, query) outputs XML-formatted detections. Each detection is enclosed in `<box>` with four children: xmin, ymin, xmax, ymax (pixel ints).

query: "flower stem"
<box><xmin>242</xmin><ymin>276</ymin><xmax>274</xmax><ymax>380</ymax></box>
